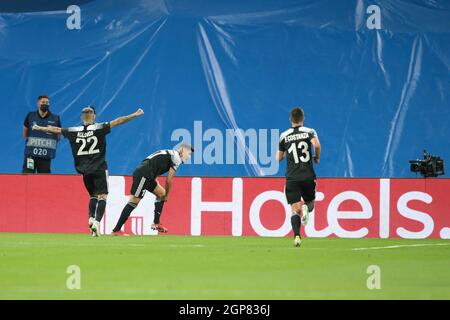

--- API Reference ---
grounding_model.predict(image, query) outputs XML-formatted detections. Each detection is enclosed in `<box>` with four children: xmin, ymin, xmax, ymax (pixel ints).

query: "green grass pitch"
<box><xmin>0</xmin><ymin>233</ymin><xmax>449</xmax><ymax>299</ymax></box>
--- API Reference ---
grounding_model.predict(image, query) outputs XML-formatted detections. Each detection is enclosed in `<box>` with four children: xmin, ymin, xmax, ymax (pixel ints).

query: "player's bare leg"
<box><xmin>151</xmin><ymin>183</ymin><xmax>168</xmax><ymax>233</ymax></box>
<box><xmin>291</xmin><ymin>202</ymin><xmax>302</xmax><ymax>247</ymax></box>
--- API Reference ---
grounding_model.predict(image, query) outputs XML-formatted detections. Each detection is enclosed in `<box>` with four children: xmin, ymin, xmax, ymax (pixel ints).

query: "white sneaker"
<box><xmin>301</xmin><ymin>204</ymin><xmax>309</xmax><ymax>226</ymax></box>
<box><xmin>88</xmin><ymin>217</ymin><xmax>95</xmax><ymax>228</ymax></box>
<box><xmin>294</xmin><ymin>235</ymin><xmax>302</xmax><ymax>247</ymax></box>
<box><xmin>91</xmin><ymin>220</ymin><xmax>100</xmax><ymax>237</ymax></box>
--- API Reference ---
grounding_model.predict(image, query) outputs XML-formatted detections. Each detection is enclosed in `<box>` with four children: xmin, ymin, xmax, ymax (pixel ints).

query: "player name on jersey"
<box><xmin>77</xmin><ymin>131</ymin><xmax>95</xmax><ymax>138</ymax></box>
<box><xmin>284</xmin><ymin>132</ymin><xmax>309</xmax><ymax>142</ymax></box>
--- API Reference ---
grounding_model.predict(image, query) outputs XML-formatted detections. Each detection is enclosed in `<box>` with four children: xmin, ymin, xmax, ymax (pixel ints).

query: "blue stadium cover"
<box><xmin>1</xmin><ymin>0</ymin><xmax>449</xmax><ymax>177</ymax></box>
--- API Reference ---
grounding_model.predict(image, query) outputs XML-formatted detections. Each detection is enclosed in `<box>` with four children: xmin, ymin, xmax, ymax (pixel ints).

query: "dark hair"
<box><xmin>38</xmin><ymin>95</ymin><xmax>49</xmax><ymax>101</ymax></box>
<box><xmin>290</xmin><ymin>107</ymin><xmax>304</xmax><ymax>123</ymax></box>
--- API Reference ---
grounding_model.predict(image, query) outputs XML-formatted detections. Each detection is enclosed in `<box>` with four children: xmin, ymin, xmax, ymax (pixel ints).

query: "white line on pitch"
<box><xmin>168</xmin><ymin>244</ymin><xmax>206</xmax><ymax>248</ymax></box>
<box><xmin>352</xmin><ymin>243</ymin><xmax>450</xmax><ymax>251</ymax></box>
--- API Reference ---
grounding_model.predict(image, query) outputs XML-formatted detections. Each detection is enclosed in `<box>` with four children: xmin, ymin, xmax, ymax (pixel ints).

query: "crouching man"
<box><xmin>112</xmin><ymin>144</ymin><xmax>194</xmax><ymax>235</ymax></box>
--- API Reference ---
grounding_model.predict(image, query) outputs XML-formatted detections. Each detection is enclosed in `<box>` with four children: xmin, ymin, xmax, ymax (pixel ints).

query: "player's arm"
<box><xmin>276</xmin><ymin>150</ymin><xmax>286</xmax><ymax>161</ymax></box>
<box><xmin>311</xmin><ymin>136</ymin><xmax>321</xmax><ymax>164</ymax></box>
<box><xmin>32</xmin><ymin>124</ymin><xmax>62</xmax><ymax>134</ymax></box>
<box><xmin>23</xmin><ymin>126</ymin><xmax>28</xmax><ymax>139</ymax></box>
<box><xmin>277</xmin><ymin>136</ymin><xmax>286</xmax><ymax>161</ymax></box>
<box><xmin>161</xmin><ymin>167</ymin><xmax>176</xmax><ymax>201</ymax></box>
<box><xmin>109</xmin><ymin>108</ymin><xmax>144</xmax><ymax>129</ymax></box>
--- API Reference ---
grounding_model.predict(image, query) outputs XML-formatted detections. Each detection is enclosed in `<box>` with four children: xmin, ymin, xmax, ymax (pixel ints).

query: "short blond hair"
<box><xmin>179</xmin><ymin>144</ymin><xmax>194</xmax><ymax>153</ymax></box>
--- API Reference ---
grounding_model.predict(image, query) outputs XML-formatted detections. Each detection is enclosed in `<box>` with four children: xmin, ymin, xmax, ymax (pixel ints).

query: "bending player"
<box><xmin>33</xmin><ymin>106</ymin><xmax>144</xmax><ymax>236</ymax></box>
<box><xmin>111</xmin><ymin>144</ymin><xmax>194</xmax><ymax>235</ymax></box>
<box><xmin>277</xmin><ymin>107</ymin><xmax>321</xmax><ymax>247</ymax></box>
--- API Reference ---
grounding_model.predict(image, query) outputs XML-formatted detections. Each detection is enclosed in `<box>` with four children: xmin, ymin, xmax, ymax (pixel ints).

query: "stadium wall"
<box><xmin>2</xmin><ymin>1</ymin><xmax>450</xmax><ymax>178</ymax></box>
<box><xmin>0</xmin><ymin>174</ymin><xmax>449</xmax><ymax>239</ymax></box>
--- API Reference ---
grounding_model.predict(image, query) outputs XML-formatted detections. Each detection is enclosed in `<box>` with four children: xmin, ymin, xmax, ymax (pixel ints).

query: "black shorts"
<box><xmin>82</xmin><ymin>170</ymin><xmax>109</xmax><ymax>196</ymax></box>
<box><xmin>130</xmin><ymin>167</ymin><xmax>158</xmax><ymax>198</ymax></box>
<box><xmin>285</xmin><ymin>179</ymin><xmax>316</xmax><ymax>205</ymax></box>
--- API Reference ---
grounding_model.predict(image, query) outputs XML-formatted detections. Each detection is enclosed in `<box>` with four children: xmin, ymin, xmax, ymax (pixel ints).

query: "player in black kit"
<box><xmin>111</xmin><ymin>144</ymin><xmax>194</xmax><ymax>236</ymax></box>
<box><xmin>33</xmin><ymin>106</ymin><xmax>144</xmax><ymax>236</ymax></box>
<box><xmin>277</xmin><ymin>107</ymin><xmax>321</xmax><ymax>247</ymax></box>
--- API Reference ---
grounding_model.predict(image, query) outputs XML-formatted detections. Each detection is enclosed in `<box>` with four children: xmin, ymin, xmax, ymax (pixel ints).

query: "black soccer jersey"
<box><xmin>62</xmin><ymin>122</ymin><xmax>111</xmax><ymax>174</ymax></box>
<box><xmin>140</xmin><ymin>149</ymin><xmax>183</xmax><ymax>178</ymax></box>
<box><xmin>279</xmin><ymin>126</ymin><xmax>318</xmax><ymax>181</ymax></box>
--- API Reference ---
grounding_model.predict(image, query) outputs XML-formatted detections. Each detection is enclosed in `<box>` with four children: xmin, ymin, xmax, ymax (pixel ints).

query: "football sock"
<box><xmin>153</xmin><ymin>200</ymin><xmax>165</xmax><ymax>224</ymax></box>
<box><xmin>306</xmin><ymin>201</ymin><xmax>315</xmax><ymax>212</ymax></box>
<box><xmin>291</xmin><ymin>213</ymin><xmax>301</xmax><ymax>237</ymax></box>
<box><xmin>95</xmin><ymin>199</ymin><xmax>107</xmax><ymax>223</ymax></box>
<box><xmin>113</xmin><ymin>202</ymin><xmax>137</xmax><ymax>232</ymax></box>
<box><xmin>89</xmin><ymin>197</ymin><xmax>98</xmax><ymax>219</ymax></box>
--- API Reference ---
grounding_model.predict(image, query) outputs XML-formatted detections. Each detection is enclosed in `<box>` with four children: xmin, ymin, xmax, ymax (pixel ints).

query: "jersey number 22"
<box><xmin>76</xmin><ymin>137</ymin><xmax>100</xmax><ymax>155</ymax></box>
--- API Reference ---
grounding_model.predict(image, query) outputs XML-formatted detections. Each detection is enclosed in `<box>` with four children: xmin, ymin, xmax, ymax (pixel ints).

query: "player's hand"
<box><xmin>135</xmin><ymin>108</ymin><xmax>144</xmax><ymax>116</ymax></box>
<box><xmin>314</xmin><ymin>156</ymin><xmax>320</xmax><ymax>164</ymax></box>
<box><xmin>32</xmin><ymin>124</ymin><xmax>42</xmax><ymax>131</ymax></box>
<box><xmin>158</xmin><ymin>195</ymin><xmax>168</xmax><ymax>202</ymax></box>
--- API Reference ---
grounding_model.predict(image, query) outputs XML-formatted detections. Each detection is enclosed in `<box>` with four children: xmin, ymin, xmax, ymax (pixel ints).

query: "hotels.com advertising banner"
<box><xmin>0</xmin><ymin>174</ymin><xmax>449</xmax><ymax>239</ymax></box>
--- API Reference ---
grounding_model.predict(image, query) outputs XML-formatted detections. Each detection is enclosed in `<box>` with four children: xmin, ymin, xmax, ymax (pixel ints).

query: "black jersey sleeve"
<box><xmin>309</xmin><ymin>128</ymin><xmax>318</xmax><ymax>140</ymax></box>
<box><xmin>98</xmin><ymin>122</ymin><xmax>111</xmax><ymax>136</ymax></box>
<box><xmin>61</xmin><ymin>127</ymin><xmax>78</xmax><ymax>142</ymax></box>
<box><xmin>279</xmin><ymin>138</ymin><xmax>286</xmax><ymax>152</ymax></box>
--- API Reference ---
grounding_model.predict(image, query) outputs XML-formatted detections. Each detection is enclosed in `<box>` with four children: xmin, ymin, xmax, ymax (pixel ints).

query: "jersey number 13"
<box><xmin>288</xmin><ymin>141</ymin><xmax>310</xmax><ymax>163</ymax></box>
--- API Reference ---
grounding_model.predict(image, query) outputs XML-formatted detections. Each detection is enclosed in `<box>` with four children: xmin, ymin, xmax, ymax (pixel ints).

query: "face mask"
<box><xmin>40</xmin><ymin>104</ymin><xmax>49</xmax><ymax>113</ymax></box>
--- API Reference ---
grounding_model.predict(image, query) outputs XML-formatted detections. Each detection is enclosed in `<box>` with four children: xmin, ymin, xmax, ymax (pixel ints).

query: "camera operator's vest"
<box><xmin>25</xmin><ymin>112</ymin><xmax>59</xmax><ymax>159</ymax></box>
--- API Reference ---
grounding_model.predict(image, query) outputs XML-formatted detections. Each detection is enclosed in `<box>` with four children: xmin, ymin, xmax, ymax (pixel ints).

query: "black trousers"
<box><xmin>22</xmin><ymin>156</ymin><xmax>51</xmax><ymax>174</ymax></box>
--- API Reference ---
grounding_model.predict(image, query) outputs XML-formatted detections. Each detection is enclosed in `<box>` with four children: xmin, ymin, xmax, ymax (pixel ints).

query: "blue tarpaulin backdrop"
<box><xmin>1</xmin><ymin>0</ymin><xmax>449</xmax><ymax>177</ymax></box>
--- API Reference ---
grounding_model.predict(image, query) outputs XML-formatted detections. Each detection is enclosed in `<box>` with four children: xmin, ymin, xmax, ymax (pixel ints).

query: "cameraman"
<box><xmin>22</xmin><ymin>95</ymin><xmax>61</xmax><ymax>173</ymax></box>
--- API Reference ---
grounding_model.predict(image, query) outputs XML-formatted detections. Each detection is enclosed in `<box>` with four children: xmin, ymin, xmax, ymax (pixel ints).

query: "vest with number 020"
<box><xmin>25</xmin><ymin>112</ymin><xmax>60</xmax><ymax>159</ymax></box>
